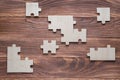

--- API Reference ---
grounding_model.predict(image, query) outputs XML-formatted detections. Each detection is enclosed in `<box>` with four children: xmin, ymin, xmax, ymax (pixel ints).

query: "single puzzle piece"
<box><xmin>7</xmin><ymin>44</ymin><xmax>33</xmax><ymax>73</ymax></box>
<box><xmin>97</xmin><ymin>7</ymin><xmax>110</xmax><ymax>24</ymax></box>
<box><xmin>87</xmin><ymin>45</ymin><xmax>115</xmax><ymax>61</ymax></box>
<box><xmin>61</xmin><ymin>29</ymin><xmax>87</xmax><ymax>45</ymax></box>
<box><xmin>48</xmin><ymin>15</ymin><xmax>76</xmax><ymax>33</ymax></box>
<box><xmin>41</xmin><ymin>40</ymin><xmax>59</xmax><ymax>54</ymax></box>
<box><xmin>26</xmin><ymin>2</ymin><xmax>41</xmax><ymax>17</ymax></box>
<box><xmin>48</xmin><ymin>15</ymin><xmax>87</xmax><ymax>45</ymax></box>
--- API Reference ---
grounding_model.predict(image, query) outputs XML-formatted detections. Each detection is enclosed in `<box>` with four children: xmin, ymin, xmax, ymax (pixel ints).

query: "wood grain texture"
<box><xmin>0</xmin><ymin>0</ymin><xmax>120</xmax><ymax>80</ymax></box>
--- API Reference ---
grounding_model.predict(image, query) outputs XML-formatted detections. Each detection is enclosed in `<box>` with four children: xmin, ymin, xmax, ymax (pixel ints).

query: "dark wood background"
<box><xmin>0</xmin><ymin>0</ymin><xmax>120</xmax><ymax>80</ymax></box>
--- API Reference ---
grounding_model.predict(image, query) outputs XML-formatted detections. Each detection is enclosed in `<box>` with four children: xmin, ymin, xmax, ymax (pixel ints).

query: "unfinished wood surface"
<box><xmin>0</xmin><ymin>0</ymin><xmax>120</xmax><ymax>80</ymax></box>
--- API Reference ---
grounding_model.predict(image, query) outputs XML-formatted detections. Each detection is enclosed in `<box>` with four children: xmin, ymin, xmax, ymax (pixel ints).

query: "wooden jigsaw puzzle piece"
<box><xmin>87</xmin><ymin>45</ymin><xmax>115</xmax><ymax>61</ymax></box>
<box><xmin>61</xmin><ymin>29</ymin><xmax>87</xmax><ymax>45</ymax></box>
<box><xmin>26</xmin><ymin>2</ymin><xmax>41</xmax><ymax>17</ymax></box>
<box><xmin>7</xmin><ymin>44</ymin><xmax>33</xmax><ymax>73</ymax></box>
<box><xmin>97</xmin><ymin>7</ymin><xmax>110</xmax><ymax>24</ymax></box>
<box><xmin>48</xmin><ymin>15</ymin><xmax>76</xmax><ymax>33</ymax></box>
<box><xmin>41</xmin><ymin>40</ymin><xmax>59</xmax><ymax>54</ymax></box>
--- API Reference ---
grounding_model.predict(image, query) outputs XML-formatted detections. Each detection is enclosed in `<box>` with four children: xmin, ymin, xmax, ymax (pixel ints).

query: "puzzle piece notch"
<box><xmin>61</xmin><ymin>29</ymin><xmax>87</xmax><ymax>45</ymax></box>
<box><xmin>97</xmin><ymin>7</ymin><xmax>110</xmax><ymax>24</ymax></box>
<box><xmin>48</xmin><ymin>16</ymin><xmax>87</xmax><ymax>45</ymax></box>
<box><xmin>26</xmin><ymin>2</ymin><xmax>41</xmax><ymax>17</ymax></box>
<box><xmin>7</xmin><ymin>44</ymin><xmax>33</xmax><ymax>73</ymax></box>
<box><xmin>87</xmin><ymin>45</ymin><xmax>115</xmax><ymax>61</ymax></box>
<box><xmin>41</xmin><ymin>40</ymin><xmax>59</xmax><ymax>54</ymax></box>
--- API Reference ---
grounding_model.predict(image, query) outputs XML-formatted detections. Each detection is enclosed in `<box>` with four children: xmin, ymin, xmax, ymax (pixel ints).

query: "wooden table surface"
<box><xmin>0</xmin><ymin>0</ymin><xmax>120</xmax><ymax>80</ymax></box>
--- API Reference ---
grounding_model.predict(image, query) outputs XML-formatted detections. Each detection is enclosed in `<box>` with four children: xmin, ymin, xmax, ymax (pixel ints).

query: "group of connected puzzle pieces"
<box><xmin>5</xmin><ymin>2</ymin><xmax>114</xmax><ymax>73</ymax></box>
<box><xmin>48</xmin><ymin>16</ymin><xmax>87</xmax><ymax>45</ymax></box>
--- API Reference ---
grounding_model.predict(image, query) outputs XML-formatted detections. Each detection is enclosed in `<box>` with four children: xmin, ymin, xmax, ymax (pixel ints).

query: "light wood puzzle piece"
<box><xmin>87</xmin><ymin>45</ymin><xmax>115</xmax><ymax>61</ymax></box>
<box><xmin>97</xmin><ymin>7</ymin><xmax>110</xmax><ymax>24</ymax></box>
<box><xmin>41</xmin><ymin>40</ymin><xmax>59</xmax><ymax>54</ymax></box>
<box><xmin>61</xmin><ymin>29</ymin><xmax>86</xmax><ymax>45</ymax></box>
<box><xmin>7</xmin><ymin>44</ymin><xmax>33</xmax><ymax>73</ymax></box>
<box><xmin>48</xmin><ymin>16</ymin><xmax>76</xmax><ymax>33</ymax></box>
<box><xmin>26</xmin><ymin>2</ymin><xmax>41</xmax><ymax>17</ymax></box>
<box><xmin>48</xmin><ymin>16</ymin><xmax>87</xmax><ymax>45</ymax></box>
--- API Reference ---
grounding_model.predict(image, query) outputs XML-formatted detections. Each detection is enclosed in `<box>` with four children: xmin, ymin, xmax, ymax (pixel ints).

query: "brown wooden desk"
<box><xmin>0</xmin><ymin>0</ymin><xmax>120</xmax><ymax>80</ymax></box>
